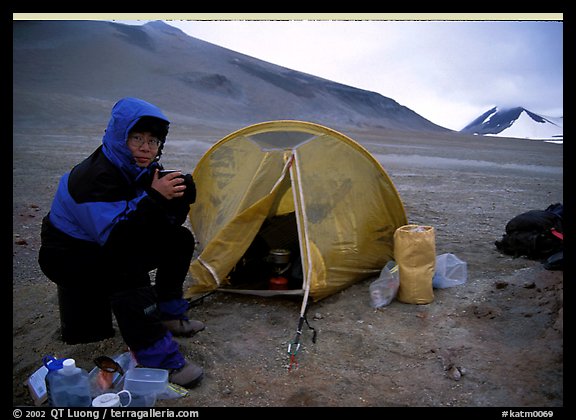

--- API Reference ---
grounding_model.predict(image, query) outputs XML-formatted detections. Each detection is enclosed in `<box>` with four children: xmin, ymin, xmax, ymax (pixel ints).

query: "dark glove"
<box><xmin>180</xmin><ymin>173</ymin><xmax>196</xmax><ymax>204</ymax></box>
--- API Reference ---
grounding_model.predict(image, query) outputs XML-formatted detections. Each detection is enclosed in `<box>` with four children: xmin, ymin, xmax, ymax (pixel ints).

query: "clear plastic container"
<box><xmin>123</xmin><ymin>368</ymin><xmax>167</xmax><ymax>407</ymax></box>
<box><xmin>126</xmin><ymin>391</ymin><xmax>157</xmax><ymax>407</ymax></box>
<box><xmin>123</xmin><ymin>368</ymin><xmax>168</xmax><ymax>394</ymax></box>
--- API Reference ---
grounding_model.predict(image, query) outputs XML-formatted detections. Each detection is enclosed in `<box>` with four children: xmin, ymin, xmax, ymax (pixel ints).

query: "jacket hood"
<box><xmin>102</xmin><ymin>97</ymin><xmax>170</xmax><ymax>181</ymax></box>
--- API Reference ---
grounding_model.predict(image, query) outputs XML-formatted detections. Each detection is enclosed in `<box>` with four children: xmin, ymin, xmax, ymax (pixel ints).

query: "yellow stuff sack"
<box><xmin>394</xmin><ymin>225</ymin><xmax>435</xmax><ymax>304</ymax></box>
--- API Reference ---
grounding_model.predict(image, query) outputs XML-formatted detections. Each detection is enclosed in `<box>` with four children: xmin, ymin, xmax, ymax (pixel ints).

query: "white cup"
<box><xmin>92</xmin><ymin>390</ymin><xmax>132</xmax><ymax>407</ymax></box>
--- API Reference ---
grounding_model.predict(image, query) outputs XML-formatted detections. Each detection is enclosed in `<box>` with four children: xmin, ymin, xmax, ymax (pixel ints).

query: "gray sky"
<box><xmin>113</xmin><ymin>15</ymin><xmax>563</xmax><ymax>131</ymax></box>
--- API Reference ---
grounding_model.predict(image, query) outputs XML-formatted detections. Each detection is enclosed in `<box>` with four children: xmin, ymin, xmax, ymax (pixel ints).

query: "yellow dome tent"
<box><xmin>184</xmin><ymin>120</ymin><xmax>407</xmax><ymax>304</ymax></box>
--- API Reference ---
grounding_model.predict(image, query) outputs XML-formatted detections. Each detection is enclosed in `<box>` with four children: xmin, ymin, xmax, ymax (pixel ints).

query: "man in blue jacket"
<box><xmin>39</xmin><ymin>97</ymin><xmax>204</xmax><ymax>387</ymax></box>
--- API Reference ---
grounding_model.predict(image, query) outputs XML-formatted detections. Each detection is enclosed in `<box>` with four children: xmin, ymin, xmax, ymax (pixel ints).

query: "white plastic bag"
<box><xmin>432</xmin><ymin>253</ymin><xmax>467</xmax><ymax>289</ymax></box>
<box><xmin>369</xmin><ymin>261</ymin><xmax>399</xmax><ymax>308</ymax></box>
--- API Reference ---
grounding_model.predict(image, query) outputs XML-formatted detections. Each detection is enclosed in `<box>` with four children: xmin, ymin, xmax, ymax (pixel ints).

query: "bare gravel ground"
<box><xmin>13</xmin><ymin>124</ymin><xmax>563</xmax><ymax>409</ymax></box>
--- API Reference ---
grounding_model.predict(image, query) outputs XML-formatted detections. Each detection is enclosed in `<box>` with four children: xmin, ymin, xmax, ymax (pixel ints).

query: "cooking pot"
<box><xmin>267</xmin><ymin>249</ymin><xmax>291</xmax><ymax>265</ymax></box>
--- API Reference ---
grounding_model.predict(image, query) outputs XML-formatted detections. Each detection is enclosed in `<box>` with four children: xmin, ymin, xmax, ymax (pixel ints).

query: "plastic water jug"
<box><xmin>43</xmin><ymin>355</ymin><xmax>66</xmax><ymax>406</ymax></box>
<box><xmin>45</xmin><ymin>358</ymin><xmax>91</xmax><ymax>407</ymax></box>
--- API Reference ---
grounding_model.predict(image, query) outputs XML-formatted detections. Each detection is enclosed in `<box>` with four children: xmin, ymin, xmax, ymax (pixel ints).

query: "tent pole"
<box><xmin>287</xmin><ymin>150</ymin><xmax>316</xmax><ymax>370</ymax></box>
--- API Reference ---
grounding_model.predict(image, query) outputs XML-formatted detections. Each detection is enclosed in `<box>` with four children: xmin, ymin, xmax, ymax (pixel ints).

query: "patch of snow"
<box><xmin>495</xmin><ymin>110</ymin><xmax>563</xmax><ymax>141</ymax></box>
<box><xmin>482</xmin><ymin>108</ymin><xmax>499</xmax><ymax>124</ymax></box>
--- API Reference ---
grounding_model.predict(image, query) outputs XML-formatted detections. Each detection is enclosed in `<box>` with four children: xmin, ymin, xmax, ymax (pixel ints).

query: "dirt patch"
<box><xmin>12</xmin><ymin>125</ymin><xmax>563</xmax><ymax>407</ymax></box>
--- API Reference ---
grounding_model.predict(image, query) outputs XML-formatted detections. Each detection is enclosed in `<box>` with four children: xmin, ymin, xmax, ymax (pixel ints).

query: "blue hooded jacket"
<box><xmin>102</xmin><ymin>97</ymin><xmax>169</xmax><ymax>181</ymax></box>
<box><xmin>46</xmin><ymin>97</ymin><xmax>172</xmax><ymax>246</ymax></box>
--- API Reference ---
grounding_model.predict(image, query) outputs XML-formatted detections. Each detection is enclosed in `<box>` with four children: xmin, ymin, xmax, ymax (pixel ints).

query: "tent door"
<box><xmin>224</xmin><ymin>211</ymin><xmax>303</xmax><ymax>292</ymax></box>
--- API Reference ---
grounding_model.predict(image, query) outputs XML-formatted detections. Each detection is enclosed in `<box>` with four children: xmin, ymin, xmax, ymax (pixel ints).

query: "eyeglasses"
<box><xmin>127</xmin><ymin>134</ymin><xmax>162</xmax><ymax>149</ymax></box>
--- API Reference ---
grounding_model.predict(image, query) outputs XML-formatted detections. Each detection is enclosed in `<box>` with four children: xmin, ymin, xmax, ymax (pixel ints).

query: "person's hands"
<box><xmin>151</xmin><ymin>169</ymin><xmax>186</xmax><ymax>200</ymax></box>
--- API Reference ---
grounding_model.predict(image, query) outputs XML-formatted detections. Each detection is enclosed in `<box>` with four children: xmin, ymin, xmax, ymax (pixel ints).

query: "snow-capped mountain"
<box><xmin>460</xmin><ymin>106</ymin><xmax>563</xmax><ymax>143</ymax></box>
